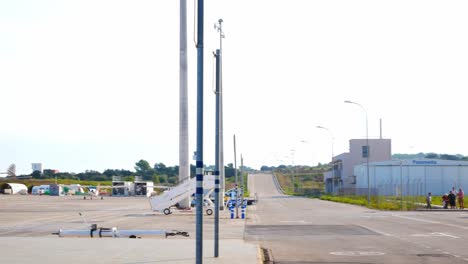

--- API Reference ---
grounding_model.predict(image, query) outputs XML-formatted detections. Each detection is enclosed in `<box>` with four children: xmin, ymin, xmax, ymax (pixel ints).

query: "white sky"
<box><xmin>1</xmin><ymin>0</ymin><xmax>468</xmax><ymax>175</ymax></box>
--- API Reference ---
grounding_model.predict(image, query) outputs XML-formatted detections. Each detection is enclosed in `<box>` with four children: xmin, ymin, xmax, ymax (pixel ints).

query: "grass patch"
<box><xmin>320</xmin><ymin>195</ymin><xmax>422</xmax><ymax>211</ymax></box>
<box><xmin>275</xmin><ymin>172</ymin><xmax>324</xmax><ymax>196</ymax></box>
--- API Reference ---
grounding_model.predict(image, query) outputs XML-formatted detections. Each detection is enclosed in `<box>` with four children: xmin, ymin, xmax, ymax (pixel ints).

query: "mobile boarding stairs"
<box><xmin>149</xmin><ymin>175</ymin><xmax>215</xmax><ymax>215</ymax></box>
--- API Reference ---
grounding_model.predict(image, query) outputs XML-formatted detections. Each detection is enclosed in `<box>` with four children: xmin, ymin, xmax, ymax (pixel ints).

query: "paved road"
<box><xmin>246</xmin><ymin>173</ymin><xmax>468</xmax><ymax>264</ymax></box>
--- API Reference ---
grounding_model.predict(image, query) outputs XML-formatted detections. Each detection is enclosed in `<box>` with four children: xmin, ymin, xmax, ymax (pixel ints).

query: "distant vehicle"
<box><xmin>190</xmin><ymin>198</ymin><xmax>210</xmax><ymax>207</ymax></box>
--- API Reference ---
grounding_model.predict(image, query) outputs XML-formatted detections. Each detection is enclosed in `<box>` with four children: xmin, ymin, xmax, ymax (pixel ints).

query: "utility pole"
<box><xmin>234</xmin><ymin>135</ymin><xmax>239</xmax><ymax>218</ymax></box>
<box><xmin>178</xmin><ymin>0</ymin><xmax>190</xmax><ymax>208</ymax></box>
<box><xmin>214</xmin><ymin>19</ymin><xmax>225</xmax><ymax>210</ymax></box>
<box><xmin>241</xmin><ymin>154</ymin><xmax>244</xmax><ymax>207</ymax></box>
<box><xmin>214</xmin><ymin>49</ymin><xmax>220</xmax><ymax>257</ymax></box>
<box><xmin>195</xmin><ymin>0</ymin><xmax>204</xmax><ymax>263</ymax></box>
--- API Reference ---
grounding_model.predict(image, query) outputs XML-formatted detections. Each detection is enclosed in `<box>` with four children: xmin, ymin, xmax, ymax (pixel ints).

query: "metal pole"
<box><xmin>400</xmin><ymin>161</ymin><xmax>403</xmax><ymax>209</ymax></box>
<box><xmin>195</xmin><ymin>0</ymin><xmax>204</xmax><ymax>262</ymax></box>
<box><xmin>424</xmin><ymin>166</ymin><xmax>427</xmax><ymax>195</ymax></box>
<box><xmin>234</xmin><ymin>135</ymin><xmax>239</xmax><ymax>218</ymax></box>
<box><xmin>241</xmin><ymin>154</ymin><xmax>244</xmax><ymax>207</ymax></box>
<box><xmin>178</xmin><ymin>0</ymin><xmax>190</xmax><ymax>208</ymax></box>
<box><xmin>215</xmin><ymin>19</ymin><xmax>225</xmax><ymax>210</ymax></box>
<box><xmin>365</xmin><ymin>110</ymin><xmax>370</xmax><ymax>205</ymax></box>
<box><xmin>214</xmin><ymin>49</ymin><xmax>220</xmax><ymax>258</ymax></box>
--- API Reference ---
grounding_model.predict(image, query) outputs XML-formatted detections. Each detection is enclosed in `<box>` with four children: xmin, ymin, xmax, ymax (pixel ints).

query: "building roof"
<box><xmin>359</xmin><ymin>159</ymin><xmax>468</xmax><ymax>166</ymax></box>
<box><xmin>1</xmin><ymin>183</ymin><xmax>28</xmax><ymax>194</ymax></box>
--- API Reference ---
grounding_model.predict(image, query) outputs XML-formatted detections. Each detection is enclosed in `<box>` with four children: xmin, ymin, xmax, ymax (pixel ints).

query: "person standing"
<box><xmin>457</xmin><ymin>188</ymin><xmax>464</xmax><ymax>209</ymax></box>
<box><xmin>448</xmin><ymin>191</ymin><xmax>456</xmax><ymax>209</ymax></box>
<box><xmin>426</xmin><ymin>192</ymin><xmax>432</xmax><ymax>209</ymax></box>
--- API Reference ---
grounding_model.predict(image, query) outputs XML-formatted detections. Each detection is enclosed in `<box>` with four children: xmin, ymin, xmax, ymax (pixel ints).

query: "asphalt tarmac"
<box><xmin>246</xmin><ymin>173</ymin><xmax>468</xmax><ymax>264</ymax></box>
<box><xmin>0</xmin><ymin>194</ymin><xmax>258</xmax><ymax>263</ymax></box>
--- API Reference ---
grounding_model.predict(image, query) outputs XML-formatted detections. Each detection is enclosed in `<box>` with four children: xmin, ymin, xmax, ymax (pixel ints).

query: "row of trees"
<box><xmin>392</xmin><ymin>152</ymin><xmax>468</xmax><ymax>161</ymax></box>
<box><xmin>25</xmin><ymin>160</ymin><xmax>247</xmax><ymax>185</ymax></box>
<box><xmin>260</xmin><ymin>163</ymin><xmax>330</xmax><ymax>172</ymax></box>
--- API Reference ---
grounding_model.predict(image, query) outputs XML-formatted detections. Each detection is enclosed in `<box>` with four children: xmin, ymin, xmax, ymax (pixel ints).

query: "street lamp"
<box><xmin>299</xmin><ymin>140</ymin><xmax>312</xmax><ymax>165</ymax></box>
<box><xmin>290</xmin><ymin>149</ymin><xmax>295</xmax><ymax>175</ymax></box>
<box><xmin>316</xmin><ymin>126</ymin><xmax>335</xmax><ymax>192</ymax></box>
<box><xmin>344</xmin><ymin>100</ymin><xmax>370</xmax><ymax>205</ymax></box>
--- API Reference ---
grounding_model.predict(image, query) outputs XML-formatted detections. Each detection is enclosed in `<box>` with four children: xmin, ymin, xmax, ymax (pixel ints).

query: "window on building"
<box><xmin>362</xmin><ymin>145</ymin><xmax>369</xmax><ymax>158</ymax></box>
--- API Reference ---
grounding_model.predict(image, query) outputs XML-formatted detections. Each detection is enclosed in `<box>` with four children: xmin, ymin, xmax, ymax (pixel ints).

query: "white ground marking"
<box><xmin>411</xmin><ymin>232</ymin><xmax>460</xmax><ymax>239</ymax></box>
<box><xmin>392</xmin><ymin>214</ymin><xmax>441</xmax><ymax>224</ymax></box>
<box><xmin>358</xmin><ymin>224</ymin><xmax>393</xmax><ymax>237</ymax></box>
<box><xmin>280</xmin><ymin>220</ymin><xmax>307</xmax><ymax>224</ymax></box>
<box><xmin>330</xmin><ymin>251</ymin><xmax>385</xmax><ymax>256</ymax></box>
<box><xmin>361</xmin><ymin>215</ymin><xmax>387</xmax><ymax>218</ymax></box>
<box><xmin>393</xmin><ymin>213</ymin><xmax>468</xmax><ymax>232</ymax></box>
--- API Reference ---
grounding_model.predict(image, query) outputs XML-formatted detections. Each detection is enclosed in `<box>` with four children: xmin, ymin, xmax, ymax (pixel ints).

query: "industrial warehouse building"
<box><xmin>353</xmin><ymin>159</ymin><xmax>468</xmax><ymax>196</ymax></box>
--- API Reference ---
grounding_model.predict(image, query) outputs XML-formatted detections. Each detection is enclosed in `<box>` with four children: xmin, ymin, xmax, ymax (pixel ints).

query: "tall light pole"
<box><xmin>299</xmin><ymin>140</ymin><xmax>311</xmax><ymax>165</ymax></box>
<box><xmin>195</xmin><ymin>0</ymin><xmax>204</xmax><ymax>262</ymax></box>
<box><xmin>316</xmin><ymin>126</ymin><xmax>335</xmax><ymax>192</ymax></box>
<box><xmin>213</xmin><ymin>49</ymin><xmax>220</xmax><ymax>257</ymax></box>
<box><xmin>234</xmin><ymin>135</ymin><xmax>239</xmax><ymax>218</ymax></box>
<box><xmin>344</xmin><ymin>100</ymin><xmax>370</xmax><ymax>205</ymax></box>
<box><xmin>214</xmin><ymin>19</ymin><xmax>225</xmax><ymax>210</ymax></box>
<box><xmin>290</xmin><ymin>149</ymin><xmax>295</xmax><ymax>175</ymax></box>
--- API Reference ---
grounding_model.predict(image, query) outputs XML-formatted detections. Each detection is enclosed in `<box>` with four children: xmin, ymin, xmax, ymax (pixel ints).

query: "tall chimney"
<box><xmin>379</xmin><ymin>118</ymin><xmax>382</xmax><ymax>139</ymax></box>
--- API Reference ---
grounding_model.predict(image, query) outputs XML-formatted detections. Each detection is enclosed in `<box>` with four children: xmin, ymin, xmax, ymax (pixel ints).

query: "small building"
<box><xmin>0</xmin><ymin>183</ymin><xmax>28</xmax><ymax>195</ymax></box>
<box><xmin>325</xmin><ymin>138</ymin><xmax>391</xmax><ymax>193</ymax></box>
<box><xmin>112</xmin><ymin>176</ymin><xmax>133</xmax><ymax>196</ymax></box>
<box><xmin>134</xmin><ymin>176</ymin><xmax>154</xmax><ymax>197</ymax></box>
<box><xmin>353</xmin><ymin>159</ymin><xmax>468</xmax><ymax>196</ymax></box>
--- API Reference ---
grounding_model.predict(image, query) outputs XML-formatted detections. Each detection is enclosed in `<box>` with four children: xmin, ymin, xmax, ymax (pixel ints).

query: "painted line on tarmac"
<box><xmin>280</xmin><ymin>220</ymin><xmax>307</xmax><ymax>224</ymax></box>
<box><xmin>393</xmin><ymin>213</ymin><xmax>468</xmax><ymax>232</ymax></box>
<box><xmin>411</xmin><ymin>232</ymin><xmax>460</xmax><ymax>239</ymax></box>
<box><xmin>358</xmin><ymin>224</ymin><xmax>393</xmax><ymax>237</ymax></box>
<box><xmin>392</xmin><ymin>214</ymin><xmax>441</xmax><ymax>224</ymax></box>
<box><xmin>437</xmin><ymin>222</ymin><xmax>468</xmax><ymax>231</ymax></box>
<box><xmin>330</xmin><ymin>251</ymin><xmax>385</xmax><ymax>256</ymax></box>
<box><xmin>436</xmin><ymin>233</ymin><xmax>460</xmax><ymax>239</ymax></box>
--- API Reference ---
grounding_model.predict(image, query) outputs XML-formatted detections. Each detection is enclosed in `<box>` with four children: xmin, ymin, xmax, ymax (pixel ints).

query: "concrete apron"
<box><xmin>0</xmin><ymin>237</ymin><xmax>259</xmax><ymax>264</ymax></box>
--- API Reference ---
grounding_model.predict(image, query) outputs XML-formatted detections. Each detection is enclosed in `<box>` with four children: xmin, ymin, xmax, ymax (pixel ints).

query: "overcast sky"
<box><xmin>1</xmin><ymin>0</ymin><xmax>468</xmax><ymax>175</ymax></box>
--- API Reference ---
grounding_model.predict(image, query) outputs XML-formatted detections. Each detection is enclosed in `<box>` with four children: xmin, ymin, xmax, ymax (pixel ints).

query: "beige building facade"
<box><xmin>325</xmin><ymin>138</ymin><xmax>391</xmax><ymax>193</ymax></box>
